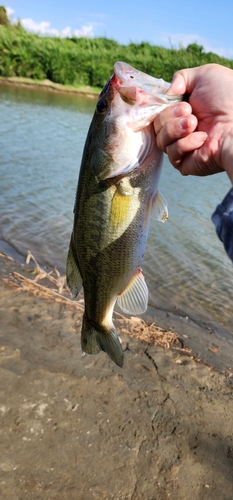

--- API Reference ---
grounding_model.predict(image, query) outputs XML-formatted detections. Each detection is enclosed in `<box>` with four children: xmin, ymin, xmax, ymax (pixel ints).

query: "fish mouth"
<box><xmin>94</xmin><ymin>62</ymin><xmax>182</xmax><ymax>181</ymax></box>
<box><xmin>112</xmin><ymin>61</ymin><xmax>181</xmax><ymax>106</ymax></box>
<box><xmin>114</xmin><ymin>61</ymin><xmax>170</xmax><ymax>93</ymax></box>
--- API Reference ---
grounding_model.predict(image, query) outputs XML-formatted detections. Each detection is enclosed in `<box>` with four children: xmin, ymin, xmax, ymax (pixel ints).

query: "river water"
<box><xmin>0</xmin><ymin>84</ymin><xmax>232</xmax><ymax>332</ymax></box>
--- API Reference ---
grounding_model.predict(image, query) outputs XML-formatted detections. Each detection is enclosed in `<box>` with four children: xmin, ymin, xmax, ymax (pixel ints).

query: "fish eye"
<box><xmin>96</xmin><ymin>98</ymin><xmax>108</xmax><ymax>113</ymax></box>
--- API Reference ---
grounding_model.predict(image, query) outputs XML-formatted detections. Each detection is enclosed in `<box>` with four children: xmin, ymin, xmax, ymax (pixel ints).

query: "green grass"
<box><xmin>0</xmin><ymin>23</ymin><xmax>232</xmax><ymax>89</ymax></box>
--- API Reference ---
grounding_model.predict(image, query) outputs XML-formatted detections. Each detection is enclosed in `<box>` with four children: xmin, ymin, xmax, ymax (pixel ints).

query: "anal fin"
<box><xmin>117</xmin><ymin>269</ymin><xmax>148</xmax><ymax>315</ymax></box>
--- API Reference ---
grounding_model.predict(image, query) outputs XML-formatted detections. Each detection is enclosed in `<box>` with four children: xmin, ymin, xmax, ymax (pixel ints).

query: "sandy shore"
<box><xmin>1</xmin><ymin>252</ymin><xmax>233</xmax><ymax>499</ymax></box>
<box><xmin>0</xmin><ymin>76</ymin><xmax>100</xmax><ymax>98</ymax></box>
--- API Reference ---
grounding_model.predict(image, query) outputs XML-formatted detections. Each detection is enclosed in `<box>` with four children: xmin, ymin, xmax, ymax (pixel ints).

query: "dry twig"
<box><xmin>2</xmin><ymin>250</ymin><xmax>181</xmax><ymax>349</ymax></box>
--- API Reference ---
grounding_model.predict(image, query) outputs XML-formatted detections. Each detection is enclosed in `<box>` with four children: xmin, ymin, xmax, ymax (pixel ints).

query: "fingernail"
<box><xmin>179</xmin><ymin>118</ymin><xmax>189</xmax><ymax>130</ymax></box>
<box><xmin>198</xmin><ymin>132</ymin><xmax>208</xmax><ymax>144</ymax></box>
<box><xmin>172</xmin><ymin>106</ymin><xmax>182</xmax><ymax>118</ymax></box>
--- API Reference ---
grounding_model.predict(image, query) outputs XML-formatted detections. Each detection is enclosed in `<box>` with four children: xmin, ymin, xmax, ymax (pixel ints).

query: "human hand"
<box><xmin>154</xmin><ymin>64</ymin><xmax>233</xmax><ymax>183</ymax></box>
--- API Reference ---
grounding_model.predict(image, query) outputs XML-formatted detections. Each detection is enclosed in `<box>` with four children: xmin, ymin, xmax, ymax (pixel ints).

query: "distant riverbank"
<box><xmin>0</xmin><ymin>76</ymin><xmax>100</xmax><ymax>98</ymax></box>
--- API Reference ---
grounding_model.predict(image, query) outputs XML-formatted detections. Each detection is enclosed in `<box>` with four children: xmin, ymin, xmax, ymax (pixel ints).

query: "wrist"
<box><xmin>220</xmin><ymin>130</ymin><xmax>233</xmax><ymax>184</ymax></box>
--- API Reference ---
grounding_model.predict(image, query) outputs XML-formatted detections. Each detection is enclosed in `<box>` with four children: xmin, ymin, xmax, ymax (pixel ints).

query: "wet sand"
<box><xmin>1</xmin><ymin>252</ymin><xmax>233</xmax><ymax>500</ymax></box>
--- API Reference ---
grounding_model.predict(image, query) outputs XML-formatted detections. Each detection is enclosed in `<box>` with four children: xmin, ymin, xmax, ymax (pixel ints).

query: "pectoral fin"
<box><xmin>117</xmin><ymin>269</ymin><xmax>148</xmax><ymax>315</ymax></box>
<box><xmin>144</xmin><ymin>190</ymin><xmax>168</xmax><ymax>232</ymax></box>
<box><xmin>151</xmin><ymin>191</ymin><xmax>168</xmax><ymax>222</ymax></box>
<box><xmin>66</xmin><ymin>235</ymin><xmax>83</xmax><ymax>298</ymax></box>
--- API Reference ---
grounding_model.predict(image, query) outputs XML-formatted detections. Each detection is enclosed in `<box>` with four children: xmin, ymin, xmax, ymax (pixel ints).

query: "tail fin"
<box><xmin>81</xmin><ymin>315</ymin><xmax>124</xmax><ymax>368</ymax></box>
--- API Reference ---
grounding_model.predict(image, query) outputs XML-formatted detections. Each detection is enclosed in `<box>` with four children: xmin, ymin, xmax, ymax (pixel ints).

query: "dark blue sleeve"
<box><xmin>211</xmin><ymin>187</ymin><xmax>233</xmax><ymax>262</ymax></box>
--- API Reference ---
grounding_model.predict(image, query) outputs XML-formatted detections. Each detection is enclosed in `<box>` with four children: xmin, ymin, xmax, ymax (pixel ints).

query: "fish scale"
<box><xmin>66</xmin><ymin>62</ymin><xmax>182</xmax><ymax>367</ymax></box>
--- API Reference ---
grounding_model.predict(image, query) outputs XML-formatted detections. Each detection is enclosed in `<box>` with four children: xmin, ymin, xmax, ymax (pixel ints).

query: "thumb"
<box><xmin>167</xmin><ymin>72</ymin><xmax>187</xmax><ymax>95</ymax></box>
<box><xmin>167</xmin><ymin>66</ymin><xmax>203</xmax><ymax>95</ymax></box>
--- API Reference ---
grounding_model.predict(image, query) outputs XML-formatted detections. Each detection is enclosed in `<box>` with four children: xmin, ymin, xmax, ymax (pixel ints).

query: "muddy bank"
<box><xmin>0</xmin><ymin>253</ymin><xmax>233</xmax><ymax>500</ymax></box>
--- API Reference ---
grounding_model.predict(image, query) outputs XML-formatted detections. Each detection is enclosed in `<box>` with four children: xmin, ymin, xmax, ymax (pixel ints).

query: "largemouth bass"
<box><xmin>66</xmin><ymin>62</ymin><xmax>181</xmax><ymax>367</ymax></box>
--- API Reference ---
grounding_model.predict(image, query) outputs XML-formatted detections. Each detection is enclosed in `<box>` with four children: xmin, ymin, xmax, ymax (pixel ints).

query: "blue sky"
<box><xmin>6</xmin><ymin>1</ymin><xmax>233</xmax><ymax>59</ymax></box>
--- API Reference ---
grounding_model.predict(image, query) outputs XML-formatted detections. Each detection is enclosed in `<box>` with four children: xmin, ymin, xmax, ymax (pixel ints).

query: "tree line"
<box><xmin>0</xmin><ymin>5</ymin><xmax>232</xmax><ymax>89</ymax></box>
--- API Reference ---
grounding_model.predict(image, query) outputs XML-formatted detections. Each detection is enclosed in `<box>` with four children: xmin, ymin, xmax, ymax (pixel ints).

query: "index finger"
<box><xmin>154</xmin><ymin>101</ymin><xmax>192</xmax><ymax>135</ymax></box>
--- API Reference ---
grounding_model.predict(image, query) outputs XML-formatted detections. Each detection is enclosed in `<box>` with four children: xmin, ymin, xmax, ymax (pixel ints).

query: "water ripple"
<box><xmin>0</xmin><ymin>84</ymin><xmax>232</xmax><ymax>331</ymax></box>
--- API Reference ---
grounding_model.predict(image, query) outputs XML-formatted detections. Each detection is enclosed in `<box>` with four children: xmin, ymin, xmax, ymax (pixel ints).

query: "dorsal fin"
<box><xmin>66</xmin><ymin>235</ymin><xmax>83</xmax><ymax>298</ymax></box>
